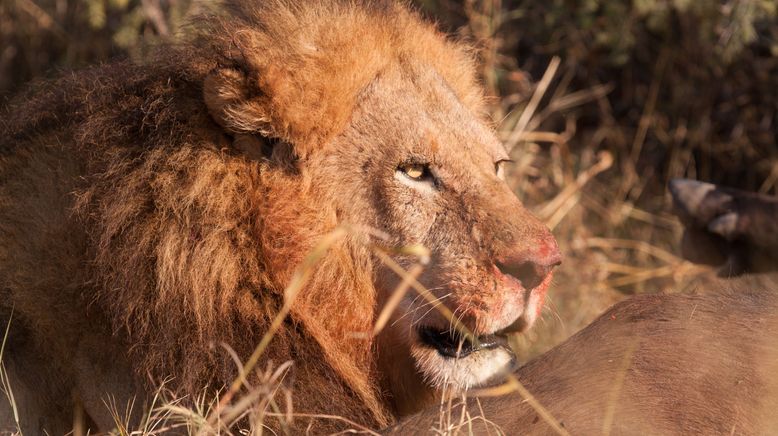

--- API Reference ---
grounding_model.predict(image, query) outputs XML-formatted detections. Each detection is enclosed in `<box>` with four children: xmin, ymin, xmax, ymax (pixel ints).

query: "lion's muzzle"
<box><xmin>417</xmin><ymin>325</ymin><xmax>510</xmax><ymax>359</ymax></box>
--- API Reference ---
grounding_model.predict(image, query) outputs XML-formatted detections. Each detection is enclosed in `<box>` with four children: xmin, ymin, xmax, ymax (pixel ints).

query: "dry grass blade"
<box><xmin>219</xmin><ymin>343</ymin><xmax>253</xmax><ymax>392</ymax></box>
<box><xmin>602</xmin><ymin>340</ymin><xmax>639</xmax><ymax>436</ymax></box>
<box><xmin>469</xmin><ymin>373</ymin><xmax>569</xmax><ymax>436</ymax></box>
<box><xmin>104</xmin><ymin>395</ymin><xmax>136</xmax><ymax>436</ymax></box>
<box><xmin>629</xmin><ymin>51</ymin><xmax>668</xmax><ymax>164</ymax></box>
<box><xmin>0</xmin><ymin>364</ymin><xmax>19</xmax><ymax>436</ymax></box>
<box><xmin>135</xmin><ymin>381</ymin><xmax>176</xmax><ymax>436</ymax></box>
<box><xmin>584</xmin><ymin>238</ymin><xmax>681</xmax><ymax>265</ymax></box>
<box><xmin>548</xmin><ymin>83</ymin><xmax>614</xmax><ymax>112</ymax></box>
<box><xmin>224</xmin><ymin>361</ymin><xmax>293</xmax><ymax>426</ymax></box>
<box><xmin>1</xmin><ymin>308</ymin><xmax>21</xmax><ymax>435</ymax></box>
<box><xmin>535</xmin><ymin>84</ymin><xmax>614</xmax><ymax>128</ymax></box>
<box><xmin>537</xmin><ymin>151</ymin><xmax>613</xmax><ymax>224</ymax></box>
<box><xmin>159</xmin><ymin>403</ymin><xmax>209</xmax><ymax>431</ymax></box>
<box><xmin>372</xmin><ymin>250</ymin><xmax>474</xmax><ymax>343</ymax></box>
<box><xmin>475</xmin><ymin>397</ymin><xmax>500</xmax><ymax>436</ymax></box>
<box><xmin>599</xmin><ymin>262</ymin><xmax>655</xmax><ymax>275</ymax></box>
<box><xmin>73</xmin><ymin>397</ymin><xmax>86</xmax><ymax>436</ymax></box>
<box><xmin>15</xmin><ymin>0</ymin><xmax>67</xmax><ymax>37</ymax></box>
<box><xmin>619</xmin><ymin>206</ymin><xmax>678</xmax><ymax>229</ymax></box>
<box><xmin>758</xmin><ymin>162</ymin><xmax>778</xmax><ymax>194</ymax></box>
<box><xmin>141</xmin><ymin>0</ymin><xmax>171</xmax><ymax>37</ymax></box>
<box><xmin>210</xmin><ymin>226</ymin><xmax>350</xmax><ymax>419</ymax></box>
<box><xmin>432</xmin><ymin>391</ymin><xmax>506</xmax><ymax>436</ymax></box>
<box><xmin>262</xmin><ymin>412</ymin><xmax>380</xmax><ymax>435</ymax></box>
<box><xmin>600</xmin><ymin>265</ymin><xmax>677</xmax><ymax>288</ymax></box>
<box><xmin>370</xmin><ymin>241</ymin><xmax>430</xmax><ymax>336</ymax></box>
<box><xmin>603</xmin><ymin>261</ymin><xmax>708</xmax><ymax>289</ymax></box>
<box><xmin>505</xmin><ymin>56</ymin><xmax>560</xmax><ymax>151</ymax></box>
<box><xmin>372</xmin><ymin>263</ymin><xmax>425</xmax><ymax>336</ymax></box>
<box><xmin>507</xmin><ymin>131</ymin><xmax>570</xmax><ymax>144</ymax></box>
<box><xmin>0</xmin><ymin>307</ymin><xmax>11</xmax><ymax>372</ymax></box>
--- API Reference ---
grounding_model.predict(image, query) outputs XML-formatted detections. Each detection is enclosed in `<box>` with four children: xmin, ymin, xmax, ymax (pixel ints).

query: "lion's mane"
<box><xmin>1</xmin><ymin>0</ymin><xmax>484</xmax><ymax>430</ymax></box>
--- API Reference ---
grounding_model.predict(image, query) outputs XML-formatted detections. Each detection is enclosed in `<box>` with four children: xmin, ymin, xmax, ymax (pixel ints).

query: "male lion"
<box><xmin>0</xmin><ymin>0</ymin><xmax>559</xmax><ymax>433</ymax></box>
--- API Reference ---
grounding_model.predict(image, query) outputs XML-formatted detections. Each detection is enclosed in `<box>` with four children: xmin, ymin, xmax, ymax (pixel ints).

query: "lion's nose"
<box><xmin>496</xmin><ymin>240</ymin><xmax>561</xmax><ymax>290</ymax></box>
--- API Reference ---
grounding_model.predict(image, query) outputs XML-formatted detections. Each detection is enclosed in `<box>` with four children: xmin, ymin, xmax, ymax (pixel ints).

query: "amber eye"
<box><xmin>399</xmin><ymin>163</ymin><xmax>430</xmax><ymax>181</ymax></box>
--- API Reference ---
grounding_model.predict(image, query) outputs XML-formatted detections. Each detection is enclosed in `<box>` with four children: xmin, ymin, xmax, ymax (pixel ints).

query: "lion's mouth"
<box><xmin>417</xmin><ymin>325</ymin><xmax>510</xmax><ymax>359</ymax></box>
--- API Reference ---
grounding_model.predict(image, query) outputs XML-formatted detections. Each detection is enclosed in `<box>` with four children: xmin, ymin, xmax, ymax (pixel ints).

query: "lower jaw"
<box><xmin>411</xmin><ymin>345</ymin><xmax>516</xmax><ymax>390</ymax></box>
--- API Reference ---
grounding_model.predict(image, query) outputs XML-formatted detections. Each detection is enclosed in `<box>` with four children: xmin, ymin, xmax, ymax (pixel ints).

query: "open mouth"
<box><xmin>417</xmin><ymin>325</ymin><xmax>510</xmax><ymax>358</ymax></box>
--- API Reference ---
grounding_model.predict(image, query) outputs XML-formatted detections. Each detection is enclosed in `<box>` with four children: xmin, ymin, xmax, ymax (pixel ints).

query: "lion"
<box><xmin>0</xmin><ymin>0</ymin><xmax>559</xmax><ymax>433</ymax></box>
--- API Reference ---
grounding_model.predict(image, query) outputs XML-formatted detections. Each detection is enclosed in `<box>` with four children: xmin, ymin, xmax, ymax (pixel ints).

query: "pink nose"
<box><xmin>495</xmin><ymin>240</ymin><xmax>561</xmax><ymax>289</ymax></box>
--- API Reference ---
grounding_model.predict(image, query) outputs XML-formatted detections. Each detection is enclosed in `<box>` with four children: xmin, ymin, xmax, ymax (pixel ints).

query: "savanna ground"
<box><xmin>1</xmin><ymin>0</ymin><xmax>777</xmax><ymax>433</ymax></box>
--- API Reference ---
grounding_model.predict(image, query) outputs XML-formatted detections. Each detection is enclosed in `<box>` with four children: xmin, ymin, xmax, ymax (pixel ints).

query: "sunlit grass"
<box><xmin>1</xmin><ymin>307</ymin><xmax>21</xmax><ymax>436</ymax></box>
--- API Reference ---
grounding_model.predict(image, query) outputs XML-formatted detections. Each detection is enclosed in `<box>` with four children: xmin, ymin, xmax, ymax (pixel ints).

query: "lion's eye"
<box><xmin>399</xmin><ymin>163</ymin><xmax>430</xmax><ymax>181</ymax></box>
<box><xmin>495</xmin><ymin>159</ymin><xmax>512</xmax><ymax>180</ymax></box>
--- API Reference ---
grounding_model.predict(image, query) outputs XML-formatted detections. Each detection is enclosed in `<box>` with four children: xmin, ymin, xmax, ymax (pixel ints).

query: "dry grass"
<box><xmin>1</xmin><ymin>309</ymin><xmax>21</xmax><ymax>436</ymax></box>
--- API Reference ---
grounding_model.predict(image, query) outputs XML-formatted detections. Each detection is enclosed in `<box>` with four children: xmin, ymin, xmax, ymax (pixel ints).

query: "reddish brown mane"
<box><xmin>1</xmin><ymin>0</ymin><xmax>494</xmax><ymax>432</ymax></box>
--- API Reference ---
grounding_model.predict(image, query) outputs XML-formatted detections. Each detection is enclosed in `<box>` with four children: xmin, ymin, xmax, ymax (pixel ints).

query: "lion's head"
<box><xmin>201</xmin><ymin>0</ymin><xmax>559</xmax><ymax>413</ymax></box>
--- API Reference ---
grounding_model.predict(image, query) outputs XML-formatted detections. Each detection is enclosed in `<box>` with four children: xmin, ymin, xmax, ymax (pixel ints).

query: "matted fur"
<box><xmin>1</xmin><ymin>0</ymin><xmax>489</xmax><ymax>431</ymax></box>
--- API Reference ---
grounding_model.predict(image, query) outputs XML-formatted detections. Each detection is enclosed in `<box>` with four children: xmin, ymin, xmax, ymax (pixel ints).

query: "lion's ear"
<box><xmin>202</xmin><ymin>65</ymin><xmax>327</xmax><ymax>160</ymax></box>
<box><xmin>204</xmin><ymin>69</ymin><xmax>301</xmax><ymax>165</ymax></box>
<box><xmin>203</xmin><ymin>24</ymin><xmax>371</xmax><ymax>158</ymax></box>
<box><xmin>203</xmin><ymin>68</ymin><xmax>276</xmax><ymax>138</ymax></box>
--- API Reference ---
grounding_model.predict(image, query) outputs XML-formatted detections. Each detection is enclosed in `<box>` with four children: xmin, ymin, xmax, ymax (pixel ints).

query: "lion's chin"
<box><xmin>410</xmin><ymin>330</ymin><xmax>516</xmax><ymax>390</ymax></box>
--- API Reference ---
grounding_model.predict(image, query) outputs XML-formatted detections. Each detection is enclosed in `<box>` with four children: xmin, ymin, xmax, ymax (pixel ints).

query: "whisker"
<box><xmin>393</xmin><ymin>290</ymin><xmax>451</xmax><ymax>326</ymax></box>
<box><xmin>411</xmin><ymin>295</ymin><xmax>451</xmax><ymax>328</ymax></box>
<box><xmin>448</xmin><ymin>302</ymin><xmax>471</xmax><ymax>338</ymax></box>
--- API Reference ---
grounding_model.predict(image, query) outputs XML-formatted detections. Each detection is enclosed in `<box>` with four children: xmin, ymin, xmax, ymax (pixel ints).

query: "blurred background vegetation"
<box><xmin>2</xmin><ymin>0</ymin><xmax>776</xmax><ymax>358</ymax></box>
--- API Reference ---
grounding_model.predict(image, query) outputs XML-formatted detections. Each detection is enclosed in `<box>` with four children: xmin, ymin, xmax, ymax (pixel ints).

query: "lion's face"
<box><xmin>201</xmin><ymin>3</ymin><xmax>559</xmax><ymax>413</ymax></box>
<box><xmin>315</xmin><ymin>65</ymin><xmax>560</xmax><ymax>402</ymax></box>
